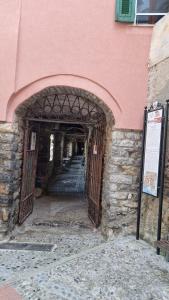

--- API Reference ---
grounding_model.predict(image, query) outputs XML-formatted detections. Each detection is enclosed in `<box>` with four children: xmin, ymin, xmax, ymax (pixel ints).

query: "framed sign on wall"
<box><xmin>142</xmin><ymin>107</ymin><xmax>163</xmax><ymax>197</ymax></box>
<box><xmin>137</xmin><ymin>102</ymin><xmax>168</xmax><ymax>243</ymax></box>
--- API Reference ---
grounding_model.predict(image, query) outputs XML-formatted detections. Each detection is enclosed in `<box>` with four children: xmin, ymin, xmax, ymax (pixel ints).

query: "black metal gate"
<box><xmin>87</xmin><ymin>122</ymin><xmax>105</xmax><ymax>227</ymax></box>
<box><xmin>18</xmin><ymin>122</ymin><xmax>38</xmax><ymax>224</ymax></box>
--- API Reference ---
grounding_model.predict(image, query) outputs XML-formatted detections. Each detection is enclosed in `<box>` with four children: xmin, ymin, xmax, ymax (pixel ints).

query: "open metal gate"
<box><xmin>17</xmin><ymin>91</ymin><xmax>106</xmax><ymax>226</ymax></box>
<box><xmin>87</xmin><ymin>122</ymin><xmax>105</xmax><ymax>227</ymax></box>
<box><xmin>18</xmin><ymin>122</ymin><xmax>38</xmax><ymax>224</ymax></box>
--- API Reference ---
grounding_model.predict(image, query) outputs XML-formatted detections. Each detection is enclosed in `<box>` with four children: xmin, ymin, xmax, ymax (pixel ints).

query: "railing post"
<box><xmin>157</xmin><ymin>101</ymin><xmax>169</xmax><ymax>254</ymax></box>
<box><xmin>136</xmin><ymin>107</ymin><xmax>147</xmax><ymax>240</ymax></box>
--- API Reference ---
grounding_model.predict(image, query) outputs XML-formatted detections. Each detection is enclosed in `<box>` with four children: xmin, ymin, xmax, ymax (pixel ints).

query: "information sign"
<box><xmin>142</xmin><ymin>108</ymin><xmax>163</xmax><ymax>197</ymax></box>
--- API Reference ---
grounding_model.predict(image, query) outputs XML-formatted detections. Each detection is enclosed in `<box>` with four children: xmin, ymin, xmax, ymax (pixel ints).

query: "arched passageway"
<box><xmin>14</xmin><ymin>86</ymin><xmax>114</xmax><ymax>230</ymax></box>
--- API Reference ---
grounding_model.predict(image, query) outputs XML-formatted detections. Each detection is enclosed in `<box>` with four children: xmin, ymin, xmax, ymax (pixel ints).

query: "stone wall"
<box><xmin>148</xmin><ymin>14</ymin><xmax>169</xmax><ymax>105</ymax></box>
<box><xmin>148</xmin><ymin>58</ymin><xmax>169</xmax><ymax>105</ymax></box>
<box><xmin>0</xmin><ymin>122</ymin><xmax>23</xmax><ymax>238</ymax></box>
<box><xmin>101</xmin><ymin>129</ymin><xmax>142</xmax><ymax>238</ymax></box>
<box><xmin>140</xmin><ymin>15</ymin><xmax>169</xmax><ymax>244</ymax></box>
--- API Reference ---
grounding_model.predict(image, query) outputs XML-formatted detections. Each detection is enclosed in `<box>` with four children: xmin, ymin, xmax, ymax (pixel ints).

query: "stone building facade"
<box><xmin>0</xmin><ymin>1</ymin><xmax>153</xmax><ymax>239</ymax></box>
<box><xmin>102</xmin><ymin>129</ymin><xmax>142</xmax><ymax>237</ymax></box>
<box><xmin>140</xmin><ymin>14</ymin><xmax>169</xmax><ymax>243</ymax></box>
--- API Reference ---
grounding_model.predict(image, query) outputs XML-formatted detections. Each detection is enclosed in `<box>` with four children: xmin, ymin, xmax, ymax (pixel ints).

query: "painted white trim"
<box><xmin>134</xmin><ymin>0</ymin><xmax>168</xmax><ymax>24</ymax></box>
<box><xmin>134</xmin><ymin>0</ymin><xmax>138</xmax><ymax>24</ymax></box>
<box><xmin>136</xmin><ymin>13</ymin><xmax>167</xmax><ymax>16</ymax></box>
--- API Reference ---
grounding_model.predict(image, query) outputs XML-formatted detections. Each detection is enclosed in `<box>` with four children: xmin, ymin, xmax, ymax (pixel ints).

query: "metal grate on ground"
<box><xmin>0</xmin><ymin>242</ymin><xmax>54</xmax><ymax>252</ymax></box>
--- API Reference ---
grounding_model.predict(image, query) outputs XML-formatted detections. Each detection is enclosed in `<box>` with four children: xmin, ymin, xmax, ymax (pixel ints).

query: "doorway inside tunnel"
<box><xmin>15</xmin><ymin>88</ymin><xmax>107</xmax><ymax>229</ymax></box>
<box><xmin>37</xmin><ymin>123</ymin><xmax>87</xmax><ymax>196</ymax></box>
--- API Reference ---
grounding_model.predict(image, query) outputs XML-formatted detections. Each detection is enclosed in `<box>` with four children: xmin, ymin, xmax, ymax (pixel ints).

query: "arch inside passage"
<box><xmin>14</xmin><ymin>86</ymin><xmax>114</xmax><ymax>229</ymax></box>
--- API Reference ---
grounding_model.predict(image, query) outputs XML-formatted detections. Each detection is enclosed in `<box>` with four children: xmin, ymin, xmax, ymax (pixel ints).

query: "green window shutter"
<box><xmin>115</xmin><ymin>0</ymin><xmax>136</xmax><ymax>23</ymax></box>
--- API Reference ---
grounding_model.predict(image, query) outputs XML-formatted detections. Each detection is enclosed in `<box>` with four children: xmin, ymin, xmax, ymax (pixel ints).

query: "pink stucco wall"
<box><xmin>0</xmin><ymin>0</ymin><xmax>152</xmax><ymax>129</ymax></box>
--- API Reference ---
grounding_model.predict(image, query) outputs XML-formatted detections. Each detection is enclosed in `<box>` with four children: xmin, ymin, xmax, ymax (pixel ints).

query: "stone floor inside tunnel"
<box><xmin>11</xmin><ymin>192</ymin><xmax>93</xmax><ymax>244</ymax></box>
<box><xmin>48</xmin><ymin>155</ymin><xmax>85</xmax><ymax>194</ymax></box>
<box><xmin>14</xmin><ymin>193</ymin><xmax>92</xmax><ymax>231</ymax></box>
<box><xmin>12</xmin><ymin>141</ymin><xmax>94</xmax><ymax>244</ymax></box>
<box><xmin>12</xmin><ymin>151</ymin><xmax>90</xmax><ymax>243</ymax></box>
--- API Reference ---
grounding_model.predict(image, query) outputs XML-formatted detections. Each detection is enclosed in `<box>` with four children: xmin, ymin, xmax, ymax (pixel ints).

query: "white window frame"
<box><xmin>134</xmin><ymin>0</ymin><xmax>168</xmax><ymax>24</ymax></box>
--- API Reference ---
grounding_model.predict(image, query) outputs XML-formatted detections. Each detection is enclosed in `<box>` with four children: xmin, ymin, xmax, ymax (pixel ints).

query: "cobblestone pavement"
<box><xmin>0</xmin><ymin>231</ymin><xmax>169</xmax><ymax>300</ymax></box>
<box><xmin>0</xmin><ymin>194</ymin><xmax>169</xmax><ymax>299</ymax></box>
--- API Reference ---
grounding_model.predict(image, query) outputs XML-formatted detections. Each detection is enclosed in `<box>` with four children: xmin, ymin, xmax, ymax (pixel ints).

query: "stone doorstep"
<box><xmin>0</xmin><ymin>284</ymin><xmax>22</xmax><ymax>300</ymax></box>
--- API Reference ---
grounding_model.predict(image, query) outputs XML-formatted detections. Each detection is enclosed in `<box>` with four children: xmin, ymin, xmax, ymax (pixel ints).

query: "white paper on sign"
<box><xmin>30</xmin><ymin>132</ymin><xmax>36</xmax><ymax>151</ymax></box>
<box><xmin>142</xmin><ymin>109</ymin><xmax>163</xmax><ymax>197</ymax></box>
<box><xmin>93</xmin><ymin>145</ymin><xmax>97</xmax><ymax>155</ymax></box>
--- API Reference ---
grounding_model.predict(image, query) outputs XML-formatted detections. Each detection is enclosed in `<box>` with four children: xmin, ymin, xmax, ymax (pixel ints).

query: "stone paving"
<box><xmin>0</xmin><ymin>232</ymin><xmax>169</xmax><ymax>300</ymax></box>
<box><xmin>0</xmin><ymin>194</ymin><xmax>169</xmax><ymax>299</ymax></box>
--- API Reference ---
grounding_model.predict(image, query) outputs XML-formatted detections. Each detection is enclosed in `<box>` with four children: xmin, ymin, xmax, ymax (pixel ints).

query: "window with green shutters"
<box><xmin>115</xmin><ymin>0</ymin><xmax>169</xmax><ymax>24</ymax></box>
<box><xmin>115</xmin><ymin>0</ymin><xmax>136</xmax><ymax>23</ymax></box>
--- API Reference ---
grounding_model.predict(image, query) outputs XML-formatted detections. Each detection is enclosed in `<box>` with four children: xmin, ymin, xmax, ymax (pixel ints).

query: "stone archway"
<box><xmin>0</xmin><ymin>85</ymin><xmax>142</xmax><ymax>239</ymax></box>
<box><xmin>15</xmin><ymin>86</ymin><xmax>113</xmax><ymax>227</ymax></box>
<box><xmin>0</xmin><ymin>86</ymin><xmax>115</xmax><ymax>237</ymax></box>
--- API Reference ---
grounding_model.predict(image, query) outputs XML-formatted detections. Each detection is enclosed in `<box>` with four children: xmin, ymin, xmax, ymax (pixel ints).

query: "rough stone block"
<box><xmin>111</xmin><ymin>192</ymin><xmax>129</xmax><ymax>200</ymax></box>
<box><xmin>2</xmin><ymin>160</ymin><xmax>16</xmax><ymax>171</ymax></box>
<box><xmin>132</xmin><ymin>176</ymin><xmax>139</xmax><ymax>184</ymax></box>
<box><xmin>0</xmin><ymin>183</ymin><xmax>12</xmax><ymax>195</ymax></box>
<box><xmin>121</xmin><ymin>165</ymin><xmax>139</xmax><ymax>176</ymax></box>
<box><xmin>108</xmin><ymin>165</ymin><xmax>122</xmax><ymax>174</ymax></box>
<box><xmin>0</xmin><ymin>173</ymin><xmax>14</xmax><ymax>183</ymax></box>
<box><xmin>0</xmin><ymin>151</ymin><xmax>14</xmax><ymax>160</ymax></box>
<box><xmin>0</xmin><ymin>195</ymin><xmax>12</xmax><ymax>205</ymax></box>
<box><xmin>1</xmin><ymin>208</ymin><xmax>9</xmax><ymax>222</ymax></box>
<box><xmin>109</xmin><ymin>174</ymin><xmax>132</xmax><ymax>185</ymax></box>
<box><xmin>112</xmin><ymin>131</ymin><xmax>125</xmax><ymax>140</ymax></box>
<box><xmin>0</xmin><ymin>133</ymin><xmax>15</xmax><ymax>144</ymax></box>
<box><xmin>119</xmin><ymin>200</ymin><xmax>137</xmax><ymax>209</ymax></box>
<box><xmin>13</xmin><ymin>189</ymin><xmax>20</xmax><ymax>200</ymax></box>
<box><xmin>124</xmin><ymin>131</ymin><xmax>142</xmax><ymax>141</ymax></box>
<box><xmin>0</xmin><ymin>143</ymin><xmax>18</xmax><ymax>152</ymax></box>
<box><xmin>14</xmin><ymin>169</ymin><xmax>22</xmax><ymax>180</ymax></box>
<box><xmin>0</xmin><ymin>122</ymin><xmax>18</xmax><ymax>133</ymax></box>
<box><xmin>112</xmin><ymin>147</ymin><xmax>129</xmax><ymax>157</ymax></box>
<box><xmin>15</xmin><ymin>160</ymin><xmax>22</xmax><ymax>169</ymax></box>
<box><xmin>106</xmin><ymin>183</ymin><xmax>118</xmax><ymax>192</ymax></box>
<box><xmin>111</xmin><ymin>157</ymin><xmax>140</xmax><ymax>167</ymax></box>
<box><xmin>112</xmin><ymin>139</ymin><xmax>136</xmax><ymax>147</ymax></box>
